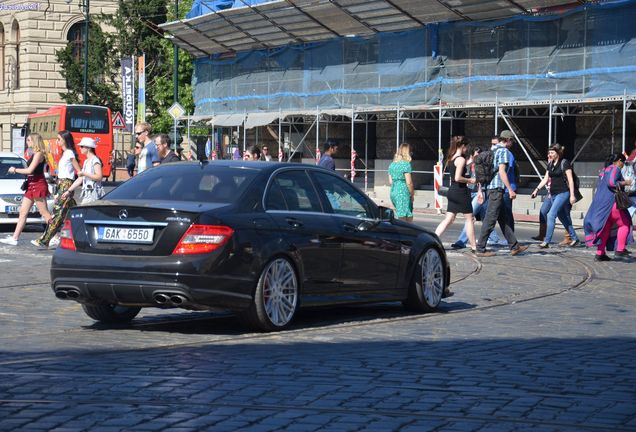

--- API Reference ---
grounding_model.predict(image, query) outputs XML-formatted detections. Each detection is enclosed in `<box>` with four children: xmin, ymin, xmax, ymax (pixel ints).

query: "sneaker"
<box><xmin>615</xmin><ymin>250</ymin><xmax>630</xmax><ymax>258</ymax></box>
<box><xmin>49</xmin><ymin>236</ymin><xmax>60</xmax><ymax>248</ymax></box>
<box><xmin>450</xmin><ymin>241</ymin><xmax>466</xmax><ymax>250</ymax></box>
<box><xmin>30</xmin><ymin>239</ymin><xmax>47</xmax><ymax>249</ymax></box>
<box><xmin>510</xmin><ymin>244</ymin><xmax>529</xmax><ymax>256</ymax></box>
<box><xmin>531</xmin><ymin>235</ymin><xmax>544</xmax><ymax>241</ymax></box>
<box><xmin>538</xmin><ymin>242</ymin><xmax>550</xmax><ymax>249</ymax></box>
<box><xmin>475</xmin><ymin>249</ymin><xmax>496</xmax><ymax>257</ymax></box>
<box><xmin>568</xmin><ymin>239</ymin><xmax>580</xmax><ymax>248</ymax></box>
<box><xmin>0</xmin><ymin>237</ymin><xmax>18</xmax><ymax>246</ymax></box>
<box><xmin>594</xmin><ymin>254</ymin><xmax>612</xmax><ymax>262</ymax></box>
<box><xmin>442</xmin><ymin>288</ymin><xmax>454</xmax><ymax>298</ymax></box>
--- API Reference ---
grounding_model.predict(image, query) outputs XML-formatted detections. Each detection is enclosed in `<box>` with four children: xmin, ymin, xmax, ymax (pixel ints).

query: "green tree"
<box><xmin>55</xmin><ymin>23</ymin><xmax>121</xmax><ymax>108</ymax></box>
<box><xmin>57</xmin><ymin>0</ymin><xmax>198</xmax><ymax>134</ymax></box>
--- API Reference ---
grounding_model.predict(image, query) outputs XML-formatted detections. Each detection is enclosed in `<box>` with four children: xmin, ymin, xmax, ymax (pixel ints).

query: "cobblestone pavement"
<box><xmin>0</xmin><ymin>219</ymin><xmax>635</xmax><ymax>432</ymax></box>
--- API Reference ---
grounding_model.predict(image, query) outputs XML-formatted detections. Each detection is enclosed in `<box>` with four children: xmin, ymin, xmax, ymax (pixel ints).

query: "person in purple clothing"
<box><xmin>584</xmin><ymin>153</ymin><xmax>634</xmax><ymax>261</ymax></box>
<box><xmin>318</xmin><ymin>140</ymin><xmax>338</xmax><ymax>171</ymax></box>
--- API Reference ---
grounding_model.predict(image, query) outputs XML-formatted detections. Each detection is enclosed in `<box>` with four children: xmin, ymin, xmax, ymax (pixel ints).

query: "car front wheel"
<box><xmin>82</xmin><ymin>304</ymin><xmax>141</xmax><ymax>324</ymax></box>
<box><xmin>404</xmin><ymin>247</ymin><xmax>445</xmax><ymax>312</ymax></box>
<box><xmin>240</xmin><ymin>257</ymin><xmax>299</xmax><ymax>332</ymax></box>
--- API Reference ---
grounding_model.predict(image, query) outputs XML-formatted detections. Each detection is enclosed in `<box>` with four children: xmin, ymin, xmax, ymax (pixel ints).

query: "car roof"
<box><xmin>195</xmin><ymin>160</ymin><xmax>332</xmax><ymax>174</ymax></box>
<box><xmin>0</xmin><ymin>152</ymin><xmax>23</xmax><ymax>159</ymax></box>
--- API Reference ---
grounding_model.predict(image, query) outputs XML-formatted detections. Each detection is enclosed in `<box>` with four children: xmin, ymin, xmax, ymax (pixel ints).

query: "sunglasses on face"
<box><xmin>135</xmin><ymin>146</ymin><xmax>142</xmax><ymax>149</ymax></box>
<box><xmin>135</xmin><ymin>131</ymin><xmax>145</xmax><ymax>136</ymax></box>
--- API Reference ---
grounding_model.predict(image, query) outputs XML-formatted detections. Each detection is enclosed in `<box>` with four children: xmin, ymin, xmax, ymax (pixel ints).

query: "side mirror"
<box><xmin>378</xmin><ymin>206</ymin><xmax>394</xmax><ymax>222</ymax></box>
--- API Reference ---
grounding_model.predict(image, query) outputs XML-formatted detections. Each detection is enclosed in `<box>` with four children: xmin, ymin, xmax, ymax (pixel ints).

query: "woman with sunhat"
<box><xmin>62</xmin><ymin>137</ymin><xmax>104</xmax><ymax>204</ymax></box>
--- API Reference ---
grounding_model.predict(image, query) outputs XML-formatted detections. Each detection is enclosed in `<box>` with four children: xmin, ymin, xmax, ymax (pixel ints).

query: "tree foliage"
<box><xmin>56</xmin><ymin>0</ymin><xmax>197</xmax><ymax>134</ymax></box>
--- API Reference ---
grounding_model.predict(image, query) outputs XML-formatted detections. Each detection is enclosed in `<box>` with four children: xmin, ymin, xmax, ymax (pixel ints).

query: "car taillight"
<box><xmin>172</xmin><ymin>225</ymin><xmax>234</xmax><ymax>255</ymax></box>
<box><xmin>59</xmin><ymin>219</ymin><xmax>76</xmax><ymax>251</ymax></box>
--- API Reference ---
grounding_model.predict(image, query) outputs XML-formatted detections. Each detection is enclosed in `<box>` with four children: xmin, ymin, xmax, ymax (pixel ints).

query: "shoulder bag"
<box><xmin>615</xmin><ymin>187</ymin><xmax>632</xmax><ymax>210</ymax></box>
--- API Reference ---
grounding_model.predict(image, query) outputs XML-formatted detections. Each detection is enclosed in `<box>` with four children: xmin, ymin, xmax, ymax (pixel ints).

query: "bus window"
<box><xmin>67</xmin><ymin>106</ymin><xmax>109</xmax><ymax>134</ymax></box>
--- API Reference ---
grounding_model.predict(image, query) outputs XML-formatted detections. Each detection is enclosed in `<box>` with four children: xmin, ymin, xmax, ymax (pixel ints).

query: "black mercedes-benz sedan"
<box><xmin>51</xmin><ymin>161</ymin><xmax>450</xmax><ymax>331</ymax></box>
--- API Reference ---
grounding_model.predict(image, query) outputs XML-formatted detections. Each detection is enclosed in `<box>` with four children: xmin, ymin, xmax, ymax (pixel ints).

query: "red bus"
<box><xmin>26</xmin><ymin>105</ymin><xmax>113</xmax><ymax>178</ymax></box>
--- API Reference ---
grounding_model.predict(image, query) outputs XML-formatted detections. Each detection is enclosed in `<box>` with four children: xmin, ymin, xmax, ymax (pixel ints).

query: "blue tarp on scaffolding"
<box><xmin>191</xmin><ymin>1</ymin><xmax>636</xmax><ymax>115</ymax></box>
<box><xmin>186</xmin><ymin>0</ymin><xmax>270</xmax><ymax>19</ymax></box>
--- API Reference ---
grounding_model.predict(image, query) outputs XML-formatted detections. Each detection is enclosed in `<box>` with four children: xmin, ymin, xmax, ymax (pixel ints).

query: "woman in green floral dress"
<box><xmin>388</xmin><ymin>143</ymin><xmax>414</xmax><ymax>221</ymax></box>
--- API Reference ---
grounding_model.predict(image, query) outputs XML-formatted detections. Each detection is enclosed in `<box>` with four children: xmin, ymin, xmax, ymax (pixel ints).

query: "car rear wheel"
<box><xmin>239</xmin><ymin>257</ymin><xmax>299</xmax><ymax>332</ymax></box>
<box><xmin>404</xmin><ymin>247</ymin><xmax>444</xmax><ymax>312</ymax></box>
<box><xmin>81</xmin><ymin>304</ymin><xmax>141</xmax><ymax>324</ymax></box>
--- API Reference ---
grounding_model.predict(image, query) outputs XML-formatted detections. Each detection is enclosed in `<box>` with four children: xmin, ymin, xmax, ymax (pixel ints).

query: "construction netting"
<box><xmin>191</xmin><ymin>1</ymin><xmax>636</xmax><ymax>116</ymax></box>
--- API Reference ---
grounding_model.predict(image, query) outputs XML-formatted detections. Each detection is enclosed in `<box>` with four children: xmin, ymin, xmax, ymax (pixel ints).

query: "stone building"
<box><xmin>0</xmin><ymin>0</ymin><xmax>117</xmax><ymax>152</ymax></box>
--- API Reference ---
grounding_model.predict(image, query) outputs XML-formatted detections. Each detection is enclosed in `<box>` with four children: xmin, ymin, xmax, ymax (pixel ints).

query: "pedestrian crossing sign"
<box><xmin>112</xmin><ymin>112</ymin><xmax>126</xmax><ymax>129</ymax></box>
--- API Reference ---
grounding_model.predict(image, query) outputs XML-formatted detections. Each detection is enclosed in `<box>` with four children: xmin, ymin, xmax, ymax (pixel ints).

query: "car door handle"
<box><xmin>286</xmin><ymin>217</ymin><xmax>303</xmax><ymax>228</ymax></box>
<box><xmin>342</xmin><ymin>222</ymin><xmax>357</xmax><ymax>232</ymax></box>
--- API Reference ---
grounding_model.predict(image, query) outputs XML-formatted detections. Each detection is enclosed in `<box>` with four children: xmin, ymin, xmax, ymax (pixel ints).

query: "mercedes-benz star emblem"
<box><xmin>118</xmin><ymin>209</ymin><xmax>128</xmax><ymax>220</ymax></box>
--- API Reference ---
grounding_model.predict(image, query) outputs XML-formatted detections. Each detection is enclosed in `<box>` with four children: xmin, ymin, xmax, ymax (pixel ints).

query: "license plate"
<box><xmin>4</xmin><ymin>205</ymin><xmax>38</xmax><ymax>214</ymax></box>
<box><xmin>97</xmin><ymin>227</ymin><xmax>154</xmax><ymax>244</ymax></box>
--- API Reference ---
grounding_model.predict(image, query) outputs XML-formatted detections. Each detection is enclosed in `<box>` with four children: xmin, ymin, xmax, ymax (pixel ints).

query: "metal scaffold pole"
<box><xmin>396</xmin><ymin>103</ymin><xmax>401</xmax><ymax>152</ymax></box>
<box><xmin>623</xmin><ymin>89</ymin><xmax>627</xmax><ymax>154</ymax></box>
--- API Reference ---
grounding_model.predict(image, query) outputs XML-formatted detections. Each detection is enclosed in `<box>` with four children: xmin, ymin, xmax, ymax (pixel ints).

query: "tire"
<box><xmin>239</xmin><ymin>257</ymin><xmax>299</xmax><ymax>332</ymax></box>
<box><xmin>82</xmin><ymin>304</ymin><xmax>141</xmax><ymax>324</ymax></box>
<box><xmin>404</xmin><ymin>247</ymin><xmax>445</xmax><ymax>312</ymax></box>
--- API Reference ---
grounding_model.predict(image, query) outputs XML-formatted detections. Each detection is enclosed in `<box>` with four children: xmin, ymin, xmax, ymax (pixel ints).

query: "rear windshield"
<box><xmin>0</xmin><ymin>157</ymin><xmax>27</xmax><ymax>179</ymax></box>
<box><xmin>66</xmin><ymin>106</ymin><xmax>109</xmax><ymax>134</ymax></box>
<box><xmin>106</xmin><ymin>164</ymin><xmax>260</xmax><ymax>203</ymax></box>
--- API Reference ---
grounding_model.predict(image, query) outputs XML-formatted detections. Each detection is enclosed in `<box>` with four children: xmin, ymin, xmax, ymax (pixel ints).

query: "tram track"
<box><xmin>0</xmin><ymin>252</ymin><xmax>594</xmax><ymax>366</ymax></box>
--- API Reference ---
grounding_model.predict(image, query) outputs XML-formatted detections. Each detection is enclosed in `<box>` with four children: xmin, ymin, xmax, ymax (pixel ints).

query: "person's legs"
<box><xmin>11</xmin><ymin>197</ymin><xmax>35</xmax><ymax>240</ymax></box>
<box><xmin>503</xmin><ymin>192</ymin><xmax>515</xmax><ymax>232</ymax></box>
<box><xmin>455</xmin><ymin>193</ymin><xmax>479</xmax><ymax>246</ymax></box>
<box><xmin>544</xmin><ymin>192</ymin><xmax>570</xmax><ymax>244</ymax></box>
<box><xmin>557</xmin><ymin>201</ymin><xmax>579</xmax><ymax>242</ymax></box>
<box><xmin>39</xmin><ymin>184</ymin><xmax>75</xmax><ymax>246</ymax></box>
<box><xmin>614</xmin><ymin>207</ymin><xmax>631</xmax><ymax>252</ymax></box>
<box><xmin>435</xmin><ymin>212</ymin><xmax>457</xmax><ymax>238</ymax></box>
<box><xmin>495</xmin><ymin>193</ymin><xmax>520</xmax><ymax>249</ymax></box>
<box><xmin>596</xmin><ymin>214</ymin><xmax>615</xmax><ymax>256</ymax></box>
<box><xmin>533</xmin><ymin>195</ymin><xmax>552</xmax><ymax>240</ymax></box>
<box><xmin>477</xmin><ymin>189</ymin><xmax>503</xmax><ymax>251</ymax></box>
<box><xmin>463</xmin><ymin>213</ymin><xmax>476</xmax><ymax>250</ymax></box>
<box><xmin>34</xmin><ymin>198</ymin><xmax>52</xmax><ymax>224</ymax></box>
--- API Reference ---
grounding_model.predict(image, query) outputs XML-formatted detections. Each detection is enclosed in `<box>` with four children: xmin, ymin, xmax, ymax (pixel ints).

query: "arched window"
<box><xmin>11</xmin><ymin>20</ymin><xmax>20</xmax><ymax>90</ymax></box>
<box><xmin>67</xmin><ymin>22</ymin><xmax>86</xmax><ymax>62</ymax></box>
<box><xmin>0</xmin><ymin>23</ymin><xmax>4</xmax><ymax>91</ymax></box>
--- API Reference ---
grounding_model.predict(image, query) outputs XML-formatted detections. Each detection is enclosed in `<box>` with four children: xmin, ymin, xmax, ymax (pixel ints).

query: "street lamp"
<box><xmin>173</xmin><ymin>0</ymin><xmax>179</xmax><ymax>104</ymax></box>
<box><xmin>66</xmin><ymin>0</ymin><xmax>90</xmax><ymax>104</ymax></box>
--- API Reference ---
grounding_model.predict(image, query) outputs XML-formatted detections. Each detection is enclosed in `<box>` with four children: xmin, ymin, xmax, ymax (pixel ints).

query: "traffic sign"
<box><xmin>168</xmin><ymin>102</ymin><xmax>186</xmax><ymax>120</ymax></box>
<box><xmin>112</xmin><ymin>111</ymin><xmax>126</xmax><ymax>129</ymax></box>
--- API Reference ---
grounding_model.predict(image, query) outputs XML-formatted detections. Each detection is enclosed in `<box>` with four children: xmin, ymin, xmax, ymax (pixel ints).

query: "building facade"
<box><xmin>0</xmin><ymin>0</ymin><xmax>116</xmax><ymax>152</ymax></box>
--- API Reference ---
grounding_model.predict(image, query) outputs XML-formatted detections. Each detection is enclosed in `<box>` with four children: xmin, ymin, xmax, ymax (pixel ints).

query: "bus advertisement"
<box><xmin>26</xmin><ymin>105</ymin><xmax>113</xmax><ymax>178</ymax></box>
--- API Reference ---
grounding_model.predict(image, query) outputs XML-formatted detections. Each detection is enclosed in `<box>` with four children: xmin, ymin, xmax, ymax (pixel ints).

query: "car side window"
<box><xmin>312</xmin><ymin>172</ymin><xmax>373</xmax><ymax>218</ymax></box>
<box><xmin>266</xmin><ymin>170</ymin><xmax>322</xmax><ymax>212</ymax></box>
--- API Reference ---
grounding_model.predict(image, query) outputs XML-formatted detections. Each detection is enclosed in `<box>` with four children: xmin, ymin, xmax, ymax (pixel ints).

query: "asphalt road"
<box><xmin>0</xmin><ymin>216</ymin><xmax>635</xmax><ymax>432</ymax></box>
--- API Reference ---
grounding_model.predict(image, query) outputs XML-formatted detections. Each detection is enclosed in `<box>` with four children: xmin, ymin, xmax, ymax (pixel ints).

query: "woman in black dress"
<box><xmin>435</xmin><ymin>137</ymin><xmax>478</xmax><ymax>251</ymax></box>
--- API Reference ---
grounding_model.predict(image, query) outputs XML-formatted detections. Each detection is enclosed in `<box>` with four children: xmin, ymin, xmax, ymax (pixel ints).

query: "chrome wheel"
<box><xmin>262</xmin><ymin>258</ymin><xmax>298</xmax><ymax>327</ymax></box>
<box><xmin>420</xmin><ymin>248</ymin><xmax>444</xmax><ymax>307</ymax></box>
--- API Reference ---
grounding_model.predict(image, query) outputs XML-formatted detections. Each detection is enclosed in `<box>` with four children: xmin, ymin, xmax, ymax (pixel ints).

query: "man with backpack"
<box><xmin>474</xmin><ymin>130</ymin><xmax>529</xmax><ymax>256</ymax></box>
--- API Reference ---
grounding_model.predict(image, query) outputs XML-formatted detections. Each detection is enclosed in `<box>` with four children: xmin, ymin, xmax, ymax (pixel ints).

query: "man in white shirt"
<box><xmin>135</xmin><ymin>122</ymin><xmax>159</xmax><ymax>173</ymax></box>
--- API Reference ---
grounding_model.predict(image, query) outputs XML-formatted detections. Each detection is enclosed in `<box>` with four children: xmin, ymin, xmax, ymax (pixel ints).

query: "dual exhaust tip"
<box><xmin>55</xmin><ymin>289</ymin><xmax>81</xmax><ymax>300</ymax></box>
<box><xmin>153</xmin><ymin>293</ymin><xmax>189</xmax><ymax>306</ymax></box>
<box><xmin>55</xmin><ymin>289</ymin><xmax>189</xmax><ymax>306</ymax></box>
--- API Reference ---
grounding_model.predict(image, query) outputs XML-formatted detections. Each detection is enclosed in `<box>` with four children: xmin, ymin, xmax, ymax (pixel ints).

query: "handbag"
<box><xmin>20</xmin><ymin>179</ymin><xmax>28</xmax><ymax>192</ymax></box>
<box><xmin>438</xmin><ymin>186</ymin><xmax>449</xmax><ymax>197</ymax></box>
<box><xmin>615</xmin><ymin>187</ymin><xmax>632</xmax><ymax>210</ymax></box>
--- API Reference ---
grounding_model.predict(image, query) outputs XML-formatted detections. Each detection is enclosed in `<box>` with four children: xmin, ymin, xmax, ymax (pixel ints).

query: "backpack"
<box><xmin>473</xmin><ymin>149</ymin><xmax>496</xmax><ymax>185</ymax></box>
<box><xmin>560</xmin><ymin>159</ymin><xmax>583</xmax><ymax>202</ymax></box>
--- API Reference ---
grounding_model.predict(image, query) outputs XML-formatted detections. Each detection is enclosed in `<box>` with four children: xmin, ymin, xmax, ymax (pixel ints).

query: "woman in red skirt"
<box><xmin>0</xmin><ymin>133</ymin><xmax>52</xmax><ymax>246</ymax></box>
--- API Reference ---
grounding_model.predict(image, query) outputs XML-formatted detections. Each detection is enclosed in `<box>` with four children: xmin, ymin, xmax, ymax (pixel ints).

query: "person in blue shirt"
<box><xmin>318</xmin><ymin>140</ymin><xmax>338</xmax><ymax>171</ymax></box>
<box><xmin>475</xmin><ymin>130</ymin><xmax>528</xmax><ymax>257</ymax></box>
<box><xmin>135</xmin><ymin>122</ymin><xmax>160</xmax><ymax>173</ymax></box>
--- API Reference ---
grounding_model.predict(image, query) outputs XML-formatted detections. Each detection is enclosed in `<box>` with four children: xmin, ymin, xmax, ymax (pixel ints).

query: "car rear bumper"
<box><xmin>50</xmin><ymin>249</ymin><xmax>256</xmax><ymax>311</ymax></box>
